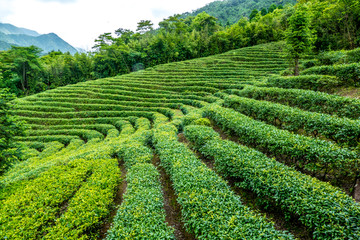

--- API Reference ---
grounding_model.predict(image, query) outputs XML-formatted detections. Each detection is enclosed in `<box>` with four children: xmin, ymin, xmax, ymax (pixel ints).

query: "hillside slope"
<box><xmin>181</xmin><ymin>0</ymin><xmax>297</xmax><ymax>25</ymax></box>
<box><xmin>1</xmin><ymin>42</ymin><xmax>359</xmax><ymax>239</ymax></box>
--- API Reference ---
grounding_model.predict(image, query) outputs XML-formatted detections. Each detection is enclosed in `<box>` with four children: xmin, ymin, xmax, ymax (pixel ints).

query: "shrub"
<box><xmin>301</xmin><ymin>63</ymin><xmax>360</xmax><ymax>86</ymax></box>
<box><xmin>266</xmin><ymin>75</ymin><xmax>339</xmax><ymax>91</ymax></box>
<box><xmin>184</xmin><ymin>124</ymin><xmax>360</xmax><ymax>239</ymax></box>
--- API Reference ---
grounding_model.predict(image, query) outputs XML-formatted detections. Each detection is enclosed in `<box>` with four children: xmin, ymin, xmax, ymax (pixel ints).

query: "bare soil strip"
<box><xmin>152</xmin><ymin>154</ymin><xmax>196</xmax><ymax>240</ymax></box>
<box><xmin>99</xmin><ymin>160</ymin><xmax>127</xmax><ymax>239</ymax></box>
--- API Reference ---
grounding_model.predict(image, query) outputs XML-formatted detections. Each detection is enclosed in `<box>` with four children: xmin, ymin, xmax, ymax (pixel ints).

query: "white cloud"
<box><xmin>0</xmin><ymin>0</ymin><xmax>216</xmax><ymax>50</ymax></box>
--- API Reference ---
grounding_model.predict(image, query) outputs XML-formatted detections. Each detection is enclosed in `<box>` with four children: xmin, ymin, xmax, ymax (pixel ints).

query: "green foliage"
<box><xmin>301</xmin><ymin>63</ymin><xmax>360</xmax><ymax>87</ymax></box>
<box><xmin>106</xmin><ymin>118</ymin><xmax>174</xmax><ymax>239</ymax></box>
<box><xmin>266</xmin><ymin>74</ymin><xmax>339</xmax><ymax>91</ymax></box>
<box><xmin>249</xmin><ymin>9</ymin><xmax>259</xmax><ymax>21</ymax></box>
<box><xmin>107</xmin><ymin>163</ymin><xmax>174</xmax><ymax>239</ymax></box>
<box><xmin>153</xmin><ymin>122</ymin><xmax>293</xmax><ymax>239</ymax></box>
<box><xmin>268</xmin><ymin>4</ymin><xmax>277</xmax><ymax>13</ymax></box>
<box><xmin>184</xmin><ymin>124</ymin><xmax>360</xmax><ymax>239</ymax></box>
<box><xmin>223</xmin><ymin>94</ymin><xmax>360</xmax><ymax>147</ymax></box>
<box><xmin>25</xmin><ymin>129</ymin><xmax>104</xmax><ymax>142</ymax></box>
<box><xmin>2</xmin><ymin>28</ymin><xmax>359</xmax><ymax>240</ymax></box>
<box><xmin>193</xmin><ymin>117</ymin><xmax>211</xmax><ymax>126</ymax></box>
<box><xmin>136</xmin><ymin>20</ymin><xmax>154</xmax><ymax>34</ymax></box>
<box><xmin>0</xmin><ymin>158</ymin><xmax>94</xmax><ymax>239</ymax></box>
<box><xmin>1</xmin><ymin>0</ymin><xmax>359</xmax><ymax>98</ymax></box>
<box><xmin>191</xmin><ymin>12</ymin><xmax>218</xmax><ymax>34</ymax></box>
<box><xmin>202</xmin><ymin>103</ymin><xmax>359</xmax><ymax>186</ymax></box>
<box><xmin>91</xmin><ymin>10</ymin><xmax>289</xmax><ymax>79</ymax></box>
<box><xmin>303</xmin><ymin>0</ymin><xmax>360</xmax><ymax>50</ymax></box>
<box><xmin>227</xmin><ymin>85</ymin><xmax>360</xmax><ymax>119</ymax></box>
<box><xmin>260</xmin><ymin>8</ymin><xmax>268</xmax><ymax>16</ymax></box>
<box><xmin>0</xmin><ymin>47</ymin><xmax>95</xmax><ymax>96</ymax></box>
<box><xmin>41</xmin><ymin>51</ymin><xmax>94</xmax><ymax>88</ymax></box>
<box><xmin>180</xmin><ymin>0</ymin><xmax>297</xmax><ymax>25</ymax></box>
<box><xmin>44</xmin><ymin>158</ymin><xmax>121</xmax><ymax>239</ymax></box>
<box><xmin>0</xmin><ymin>89</ymin><xmax>25</xmax><ymax>173</ymax></box>
<box><xmin>0</xmin><ymin>46</ymin><xmax>43</xmax><ymax>95</ymax></box>
<box><xmin>286</xmin><ymin>4</ymin><xmax>316</xmax><ymax>75</ymax></box>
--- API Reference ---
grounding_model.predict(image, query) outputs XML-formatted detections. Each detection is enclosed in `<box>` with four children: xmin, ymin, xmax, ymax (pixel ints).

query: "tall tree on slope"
<box><xmin>286</xmin><ymin>4</ymin><xmax>316</xmax><ymax>76</ymax></box>
<box><xmin>0</xmin><ymin>89</ymin><xmax>25</xmax><ymax>174</ymax></box>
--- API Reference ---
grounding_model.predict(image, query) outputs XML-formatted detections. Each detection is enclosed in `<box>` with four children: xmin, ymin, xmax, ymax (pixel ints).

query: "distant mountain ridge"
<box><xmin>0</xmin><ymin>23</ymin><xmax>40</xmax><ymax>36</ymax></box>
<box><xmin>0</xmin><ymin>23</ymin><xmax>77</xmax><ymax>54</ymax></box>
<box><xmin>181</xmin><ymin>0</ymin><xmax>297</xmax><ymax>25</ymax></box>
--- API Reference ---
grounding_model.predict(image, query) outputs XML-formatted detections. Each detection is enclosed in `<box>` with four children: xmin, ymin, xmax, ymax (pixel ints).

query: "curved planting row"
<box><xmin>100</xmin><ymin>79</ymin><xmax>246</xmax><ymax>90</ymax></box>
<box><xmin>14</xmin><ymin>116</ymin><xmax>134</xmax><ymax>127</ymax></box>
<box><xmin>202</xmin><ymin>103</ymin><xmax>359</xmax><ymax>188</ymax></box>
<box><xmin>35</xmin><ymin>86</ymin><xmax>215</xmax><ymax>102</ymax></box>
<box><xmin>26</xmin><ymin>123</ymin><xmax>117</xmax><ymax>134</ymax></box>
<box><xmin>25</xmin><ymin>129</ymin><xmax>104</xmax><ymax>140</ymax></box>
<box><xmin>223</xmin><ymin>94</ymin><xmax>360</xmax><ymax>147</ymax></box>
<box><xmin>153</xmin><ymin>122</ymin><xmax>293</xmax><ymax>239</ymax></box>
<box><xmin>44</xmin><ymin>158</ymin><xmax>121</xmax><ymax>239</ymax></box>
<box><xmin>301</xmin><ymin>63</ymin><xmax>360</xmax><ymax>86</ymax></box>
<box><xmin>183</xmin><ymin>124</ymin><xmax>360</xmax><ymax>239</ymax></box>
<box><xmin>266</xmin><ymin>75</ymin><xmax>339</xmax><ymax>91</ymax></box>
<box><xmin>107</xmin><ymin>120</ymin><xmax>174</xmax><ymax>239</ymax></box>
<box><xmin>0</xmin><ymin>117</ymin><xmax>161</xmax><ymax>239</ymax></box>
<box><xmin>0</xmin><ymin>158</ymin><xmax>96</xmax><ymax>239</ymax></box>
<box><xmin>225</xmin><ymin>85</ymin><xmax>360</xmax><ymax>119</ymax></box>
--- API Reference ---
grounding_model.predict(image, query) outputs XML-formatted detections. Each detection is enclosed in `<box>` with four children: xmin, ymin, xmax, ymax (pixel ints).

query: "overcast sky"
<box><xmin>0</xmin><ymin>0</ymin><xmax>217</xmax><ymax>50</ymax></box>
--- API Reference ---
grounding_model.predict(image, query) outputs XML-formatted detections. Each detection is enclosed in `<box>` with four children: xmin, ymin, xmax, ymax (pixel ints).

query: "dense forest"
<box><xmin>0</xmin><ymin>0</ymin><xmax>359</xmax><ymax>97</ymax></box>
<box><xmin>180</xmin><ymin>0</ymin><xmax>297</xmax><ymax>25</ymax></box>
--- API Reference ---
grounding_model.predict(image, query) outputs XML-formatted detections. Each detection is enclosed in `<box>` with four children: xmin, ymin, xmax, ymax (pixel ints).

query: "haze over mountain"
<box><xmin>0</xmin><ymin>23</ymin><xmax>77</xmax><ymax>54</ymax></box>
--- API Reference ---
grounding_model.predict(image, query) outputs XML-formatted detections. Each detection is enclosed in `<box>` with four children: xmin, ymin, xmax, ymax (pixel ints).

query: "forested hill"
<box><xmin>181</xmin><ymin>0</ymin><xmax>297</xmax><ymax>25</ymax></box>
<box><xmin>0</xmin><ymin>23</ymin><xmax>77</xmax><ymax>54</ymax></box>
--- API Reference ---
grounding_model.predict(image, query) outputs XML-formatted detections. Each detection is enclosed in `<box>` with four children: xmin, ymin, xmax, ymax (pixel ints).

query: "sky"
<box><xmin>0</xmin><ymin>0</ymin><xmax>217</xmax><ymax>50</ymax></box>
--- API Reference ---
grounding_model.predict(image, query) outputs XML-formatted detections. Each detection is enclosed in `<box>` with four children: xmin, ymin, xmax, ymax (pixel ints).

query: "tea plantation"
<box><xmin>1</xmin><ymin>42</ymin><xmax>359</xmax><ymax>239</ymax></box>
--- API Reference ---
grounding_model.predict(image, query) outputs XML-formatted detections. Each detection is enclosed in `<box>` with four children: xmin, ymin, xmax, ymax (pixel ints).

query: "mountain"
<box><xmin>0</xmin><ymin>23</ymin><xmax>40</xmax><ymax>36</ymax></box>
<box><xmin>0</xmin><ymin>23</ymin><xmax>77</xmax><ymax>54</ymax></box>
<box><xmin>181</xmin><ymin>0</ymin><xmax>297</xmax><ymax>25</ymax></box>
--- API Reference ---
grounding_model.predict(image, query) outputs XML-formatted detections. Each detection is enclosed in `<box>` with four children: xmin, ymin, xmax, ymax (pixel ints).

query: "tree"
<box><xmin>249</xmin><ymin>9</ymin><xmax>259</xmax><ymax>21</ymax></box>
<box><xmin>115</xmin><ymin>28</ymin><xmax>134</xmax><ymax>44</ymax></box>
<box><xmin>301</xmin><ymin>0</ymin><xmax>360</xmax><ymax>50</ymax></box>
<box><xmin>136</xmin><ymin>20</ymin><xmax>153</xmax><ymax>34</ymax></box>
<box><xmin>268</xmin><ymin>4</ymin><xmax>277</xmax><ymax>13</ymax></box>
<box><xmin>0</xmin><ymin>88</ymin><xmax>25</xmax><ymax>174</ymax></box>
<box><xmin>260</xmin><ymin>8</ymin><xmax>268</xmax><ymax>16</ymax></box>
<box><xmin>0</xmin><ymin>46</ymin><xmax>43</xmax><ymax>96</ymax></box>
<box><xmin>191</xmin><ymin>12</ymin><xmax>218</xmax><ymax>34</ymax></box>
<box><xmin>93</xmin><ymin>32</ymin><xmax>114</xmax><ymax>50</ymax></box>
<box><xmin>286</xmin><ymin>4</ymin><xmax>315</xmax><ymax>76</ymax></box>
<box><xmin>159</xmin><ymin>15</ymin><xmax>187</xmax><ymax>34</ymax></box>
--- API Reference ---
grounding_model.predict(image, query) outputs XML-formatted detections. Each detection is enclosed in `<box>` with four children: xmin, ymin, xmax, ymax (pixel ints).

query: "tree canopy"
<box><xmin>286</xmin><ymin>4</ymin><xmax>316</xmax><ymax>75</ymax></box>
<box><xmin>0</xmin><ymin>88</ymin><xmax>25</xmax><ymax>173</ymax></box>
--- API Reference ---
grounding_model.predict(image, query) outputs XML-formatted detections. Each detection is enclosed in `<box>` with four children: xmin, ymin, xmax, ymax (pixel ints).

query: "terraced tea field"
<box><xmin>1</xmin><ymin>42</ymin><xmax>360</xmax><ymax>239</ymax></box>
